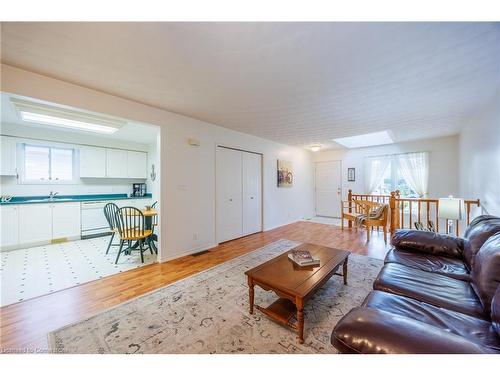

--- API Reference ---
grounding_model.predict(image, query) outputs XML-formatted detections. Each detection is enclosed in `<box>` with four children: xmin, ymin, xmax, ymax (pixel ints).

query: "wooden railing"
<box><xmin>347</xmin><ymin>189</ymin><xmax>481</xmax><ymax>236</ymax></box>
<box><xmin>347</xmin><ymin>190</ymin><xmax>396</xmax><ymax>229</ymax></box>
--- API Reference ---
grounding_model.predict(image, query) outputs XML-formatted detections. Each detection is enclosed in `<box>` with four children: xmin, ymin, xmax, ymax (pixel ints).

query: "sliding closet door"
<box><xmin>216</xmin><ymin>147</ymin><xmax>243</xmax><ymax>243</ymax></box>
<box><xmin>242</xmin><ymin>152</ymin><xmax>262</xmax><ymax>236</ymax></box>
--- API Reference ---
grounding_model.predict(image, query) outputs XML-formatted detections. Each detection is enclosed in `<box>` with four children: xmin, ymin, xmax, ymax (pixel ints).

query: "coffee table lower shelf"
<box><xmin>255</xmin><ymin>298</ymin><xmax>299</xmax><ymax>332</ymax></box>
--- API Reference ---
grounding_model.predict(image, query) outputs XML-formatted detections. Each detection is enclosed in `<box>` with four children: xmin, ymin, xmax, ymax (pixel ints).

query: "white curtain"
<box><xmin>396</xmin><ymin>152</ymin><xmax>429</xmax><ymax>197</ymax></box>
<box><xmin>364</xmin><ymin>155</ymin><xmax>391</xmax><ymax>194</ymax></box>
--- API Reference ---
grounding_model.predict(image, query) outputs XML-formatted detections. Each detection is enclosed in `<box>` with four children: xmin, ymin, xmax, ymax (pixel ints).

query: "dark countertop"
<box><xmin>0</xmin><ymin>193</ymin><xmax>153</xmax><ymax>205</ymax></box>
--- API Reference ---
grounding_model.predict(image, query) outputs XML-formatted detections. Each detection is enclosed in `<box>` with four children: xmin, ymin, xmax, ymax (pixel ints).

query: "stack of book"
<box><xmin>288</xmin><ymin>249</ymin><xmax>320</xmax><ymax>267</ymax></box>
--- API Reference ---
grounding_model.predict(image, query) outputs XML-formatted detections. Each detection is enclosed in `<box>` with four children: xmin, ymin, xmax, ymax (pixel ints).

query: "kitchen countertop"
<box><xmin>0</xmin><ymin>193</ymin><xmax>153</xmax><ymax>205</ymax></box>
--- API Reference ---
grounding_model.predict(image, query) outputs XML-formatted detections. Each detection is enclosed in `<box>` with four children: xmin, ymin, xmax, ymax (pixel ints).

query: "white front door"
<box><xmin>315</xmin><ymin>161</ymin><xmax>342</xmax><ymax>218</ymax></box>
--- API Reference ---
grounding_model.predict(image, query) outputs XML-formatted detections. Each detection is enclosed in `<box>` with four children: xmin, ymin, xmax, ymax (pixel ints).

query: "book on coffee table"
<box><xmin>288</xmin><ymin>249</ymin><xmax>320</xmax><ymax>267</ymax></box>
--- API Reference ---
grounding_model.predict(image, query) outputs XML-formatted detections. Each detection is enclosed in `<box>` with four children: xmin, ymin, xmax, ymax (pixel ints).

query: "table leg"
<box><xmin>248</xmin><ymin>278</ymin><xmax>254</xmax><ymax>314</ymax></box>
<box><xmin>343</xmin><ymin>257</ymin><xmax>348</xmax><ymax>285</ymax></box>
<box><xmin>296</xmin><ymin>298</ymin><xmax>304</xmax><ymax>344</ymax></box>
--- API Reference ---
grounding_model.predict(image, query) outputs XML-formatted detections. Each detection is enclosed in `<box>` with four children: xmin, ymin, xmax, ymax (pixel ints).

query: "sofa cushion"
<box><xmin>373</xmin><ymin>263</ymin><xmax>485</xmax><ymax>318</ymax></box>
<box><xmin>331</xmin><ymin>307</ymin><xmax>494</xmax><ymax>354</ymax></box>
<box><xmin>463</xmin><ymin>215</ymin><xmax>500</xmax><ymax>270</ymax></box>
<box><xmin>492</xmin><ymin>286</ymin><xmax>500</xmax><ymax>337</ymax></box>
<box><xmin>391</xmin><ymin>229</ymin><xmax>465</xmax><ymax>258</ymax></box>
<box><xmin>384</xmin><ymin>248</ymin><xmax>470</xmax><ymax>281</ymax></box>
<box><xmin>471</xmin><ymin>233</ymin><xmax>500</xmax><ymax>315</ymax></box>
<box><xmin>363</xmin><ymin>291</ymin><xmax>500</xmax><ymax>351</ymax></box>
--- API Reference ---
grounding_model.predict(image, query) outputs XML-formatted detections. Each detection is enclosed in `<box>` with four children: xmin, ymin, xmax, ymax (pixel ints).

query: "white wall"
<box><xmin>313</xmin><ymin>135</ymin><xmax>460</xmax><ymax>201</ymax></box>
<box><xmin>1</xmin><ymin>64</ymin><xmax>314</xmax><ymax>262</ymax></box>
<box><xmin>459</xmin><ymin>91</ymin><xmax>500</xmax><ymax>216</ymax></box>
<box><xmin>0</xmin><ymin>123</ymin><xmax>156</xmax><ymax>197</ymax></box>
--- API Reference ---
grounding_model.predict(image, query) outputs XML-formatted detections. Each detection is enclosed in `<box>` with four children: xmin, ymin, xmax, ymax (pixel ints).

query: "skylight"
<box><xmin>333</xmin><ymin>130</ymin><xmax>394</xmax><ymax>149</ymax></box>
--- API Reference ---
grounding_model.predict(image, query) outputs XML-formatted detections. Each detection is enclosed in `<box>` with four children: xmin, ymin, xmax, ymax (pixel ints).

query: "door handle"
<box><xmin>229</xmin><ymin>198</ymin><xmax>233</xmax><ymax>202</ymax></box>
<box><xmin>250</xmin><ymin>197</ymin><xmax>254</xmax><ymax>200</ymax></box>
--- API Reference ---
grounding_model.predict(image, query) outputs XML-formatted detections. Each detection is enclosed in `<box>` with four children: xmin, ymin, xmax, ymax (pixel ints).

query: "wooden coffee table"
<box><xmin>245</xmin><ymin>243</ymin><xmax>350</xmax><ymax>343</ymax></box>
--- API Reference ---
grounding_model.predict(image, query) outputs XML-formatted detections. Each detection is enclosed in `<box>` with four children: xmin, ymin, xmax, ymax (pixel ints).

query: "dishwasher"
<box><xmin>81</xmin><ymin>201</ymin><xmax>112</xmax><ymax>238</ymax></box>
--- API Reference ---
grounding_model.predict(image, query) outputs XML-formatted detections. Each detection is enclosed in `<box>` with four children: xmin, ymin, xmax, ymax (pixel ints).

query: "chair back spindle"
<box><xmin>116</xmin><ymin>206</ymin><xmax>146</xmax><ymax>240</ymax></box>
<box><xmin>103</xmin><ymin>203</ymin><xmax>119</xmax><ymax>231</ymax></box>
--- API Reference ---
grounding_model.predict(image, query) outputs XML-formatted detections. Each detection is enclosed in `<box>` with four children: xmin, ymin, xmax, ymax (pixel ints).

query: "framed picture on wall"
<box><xmin>277</xmin><ymin>159</ymin><xmax>293</xmax><ymax>187</ymax></box>
<box><xmin>347</xmin><ymin>168</ymin><xmax>355</xmax><ymax>181</ymax></box>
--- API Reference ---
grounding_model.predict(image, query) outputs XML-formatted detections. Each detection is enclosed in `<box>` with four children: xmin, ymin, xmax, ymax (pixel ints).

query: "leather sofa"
<box><xmin>331</xmin><ymin>215</ymin><xmax>500</xmax><ymax>354</ymax></box>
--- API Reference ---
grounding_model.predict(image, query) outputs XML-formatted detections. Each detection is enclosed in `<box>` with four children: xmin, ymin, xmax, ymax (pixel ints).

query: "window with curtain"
<box><xmin>366</xmin><ymin>152</ymin><xmax>429</xmax><ymax>198</ymax></box>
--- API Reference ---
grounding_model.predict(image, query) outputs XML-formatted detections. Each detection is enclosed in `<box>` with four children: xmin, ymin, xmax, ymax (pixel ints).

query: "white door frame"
<box><xmin>314</xmin><ymin>160</ymin><xmax>342</xmax><ymax>218</ymax></box>
<box><xmin>215</xmin><ymin>144</ymin><xmax>263</xmax><ymax>244</ymax></box>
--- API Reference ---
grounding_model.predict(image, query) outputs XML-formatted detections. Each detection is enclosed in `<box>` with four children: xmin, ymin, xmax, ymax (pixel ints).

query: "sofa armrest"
<box><xmin>331</xmin><ymin>307</ymin><xmax>493</xmax><ymax>354</ymax></box>
<box><xmin>391</xmin><ymin>229</ymin><xmax>465</xmax><ymax>258</ymax></box>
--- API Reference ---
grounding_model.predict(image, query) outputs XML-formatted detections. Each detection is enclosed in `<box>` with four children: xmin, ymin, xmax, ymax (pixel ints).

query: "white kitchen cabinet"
<box><xmin>127</xmin><ymin>151</ymin><xmax>147</xmax><ymax>178</ymax></box>
<box><xmin>52</xmin><ymin>202</ymin><xmax>81</xmax><ymax>239</ymax></box>
<box><xmin>0</xmin><ymin>136</ymin><xmax>17</xmax><ymax>176</ymax></box>
<box><xmin>79</xmin><ymin>146</ymin><xmax>106</xmax><ymax>178</ymax></box>
<box><xmin>0</xmin><ymin>205</ymin><xmax>20</xmax><ymax>248</ymax></box>
<box><xmin>19</xmin><ymin>204</ymin><xmax>52</xmax><ymax>244</ymax></box>
<box><xmin>106</xmin><ymin>149</ymin><xmax>128</xmax><ymax>178</ymax></box>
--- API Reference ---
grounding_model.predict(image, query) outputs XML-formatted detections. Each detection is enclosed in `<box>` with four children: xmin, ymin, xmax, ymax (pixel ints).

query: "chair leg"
<box><xmin>383</xmin><ymin>226</ymin><xmax>387</xmax><ymax>243</ymax></box>
<box><xmin>366</xmin><ymin>225</ymin><xmax>371</xmax><ymax>242</ymax></box>
<box><xmin>139</xmin><ymin>240</ymin><xmax>145</xmax><ymax>263</ymax></box>
<box><xmin>106</xmin><ymin>232</ymin><xmax>115</xmax><ymax>254</ymax></box>
<box><xmin>341</xmin><ymin>217</ymin><xmax>344</xmax><ymax>230</ymax></box>
<box><xmin>115</xmin><ymin>240</ymin><xmax>124</xmax><ymax>264</ymax></box>
<box><xmin>148</xmin><ymin>237</ymin><xmax>154</xmax><ymax>254</ymax></box>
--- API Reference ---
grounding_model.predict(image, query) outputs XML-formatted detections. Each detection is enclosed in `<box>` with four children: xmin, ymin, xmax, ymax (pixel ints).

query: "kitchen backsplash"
<box><xmin>0</xmin><ymin>177</ymin><xmax>152</xmax><ymax>197</ymax></box>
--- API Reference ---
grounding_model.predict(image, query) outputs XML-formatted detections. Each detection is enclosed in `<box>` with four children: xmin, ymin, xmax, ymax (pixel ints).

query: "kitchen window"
<box><xmin>22</xmin><ymin>144</ymin><xmax>75</xmax><ymax>183</ymax></box>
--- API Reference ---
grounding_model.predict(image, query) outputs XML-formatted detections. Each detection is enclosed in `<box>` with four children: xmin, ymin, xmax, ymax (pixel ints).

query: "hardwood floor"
<box><xmin>0</xmin><ymin>220</ymin><xmax>390</xmax><ymax>351</ymax></box>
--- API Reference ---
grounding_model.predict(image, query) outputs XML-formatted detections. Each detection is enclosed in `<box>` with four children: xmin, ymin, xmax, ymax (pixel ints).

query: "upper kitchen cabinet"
<box><xmin>80</xmin><ymin>146</ymin><xmax>147</xmax><ymax>179</ymax></box>
<box><xmin>106</xmin><ymin>149</ymin><xmax>128</xmax><ymax>178</ymax></box>
<box><xmin>127</xmin><ymin>151</ymin><xmax>147</xmax><ymax>179</ymax></box>
<box><xmin>0</xmin><ymin>135</ymin><xmax>17</xmax><ymax>176</ymax></box>
<box><xmin>79</xmin><ymin>146</ymin><xmax>107</xmax><ymax>178</ymax></box>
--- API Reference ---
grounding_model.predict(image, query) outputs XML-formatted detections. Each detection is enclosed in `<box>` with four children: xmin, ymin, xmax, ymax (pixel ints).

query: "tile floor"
<box><xmin>0</xmin><ymin>235</ymin><xmax>156</xmax><ymax>307</ymax></box>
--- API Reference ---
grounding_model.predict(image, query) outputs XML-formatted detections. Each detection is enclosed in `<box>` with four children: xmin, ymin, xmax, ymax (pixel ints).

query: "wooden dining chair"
<box><xmin>114</xmin><ymin>206</ymin><xmax>153</xmax><ymax>264</ymax></box>
<box><xmin>103</xmin><ymin>202</ymin><xmax>120</xmax><ymax>254</ymax></box>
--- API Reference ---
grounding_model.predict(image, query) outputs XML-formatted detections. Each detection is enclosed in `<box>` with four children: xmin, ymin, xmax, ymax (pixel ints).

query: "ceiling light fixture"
<box><xmin>310</xmin><ymin>144</ymin><xmax>322</xmax><ymax>152</ymax></box>
<box><xmin>333</xmin><ymin>130</ymin><xmax>394</xmax><ymax>149</ymax></box>
<box><xmin>11</xmin><ymin>98</ymin><xmax>125</xmax><ymax>134</ymax></box>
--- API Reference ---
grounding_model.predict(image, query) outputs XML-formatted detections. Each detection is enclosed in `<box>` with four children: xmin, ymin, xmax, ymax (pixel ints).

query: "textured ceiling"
<box><xmin>1</xmin><ymin>22</ymin><xmax>499</xmax><ymax>150</ymax></box>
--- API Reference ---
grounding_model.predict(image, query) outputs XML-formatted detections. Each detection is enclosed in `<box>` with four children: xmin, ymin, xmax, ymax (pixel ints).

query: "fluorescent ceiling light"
<box><xmin>11</xmin><ymin>98</ymin><xmax>124</xmax><ymax>134</ymax></box>
<box><xmin>309</xmin><ymin>144</ymin><xmax>322</xmax><ymax>152</ymax></box>
<box><xmin>333</xmin><ymin>130</ymin><xmax>394</xmax><ymax>149</ymax></box>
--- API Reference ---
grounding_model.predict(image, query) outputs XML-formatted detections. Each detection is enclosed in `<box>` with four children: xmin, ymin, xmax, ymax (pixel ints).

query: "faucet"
<box><xmin>49</xmin><ymin>191</ymin><xmax>59</xmax><ymax>200</ymax></box>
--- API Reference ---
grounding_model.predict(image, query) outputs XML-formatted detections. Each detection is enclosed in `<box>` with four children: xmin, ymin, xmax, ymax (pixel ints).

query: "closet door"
<box><xmin>242</xmin><ymin>152</ymin><xmax>262</xmax><ymax>236</ymax></box>
<box><xmin>216</xmin><ymin>147</ymin><xmax>243</xmax><ymax>243</ymax></box>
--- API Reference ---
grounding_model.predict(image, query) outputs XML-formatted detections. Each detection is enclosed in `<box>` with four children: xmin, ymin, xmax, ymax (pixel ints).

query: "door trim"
<box><xmin>314</xmin><ymin>160</ymin><xmax>342</xmax><ymax>218</ymax></box>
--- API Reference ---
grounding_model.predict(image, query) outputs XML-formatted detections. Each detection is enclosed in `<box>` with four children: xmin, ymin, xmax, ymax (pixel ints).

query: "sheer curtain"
<box><xmin>396</xmin><ymin>152</ymin><xmax>429</xmax><ymax>197</ymax></box>
<box><xmin>364</xmin><ymin>155</ymin><xmax>391</xmax><ymax>194</ymax></box>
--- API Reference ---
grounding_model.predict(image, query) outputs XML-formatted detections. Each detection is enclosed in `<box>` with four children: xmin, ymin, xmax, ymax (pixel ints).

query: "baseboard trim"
<box><xmin>264</xmin><ymin>219</ymin><xmax>300</xmax><ymax>232</ymax></box>
<box><xmin>159</xmin><ymin>243</ymin><xmax>217</xmax><ymax>263</ymax></box>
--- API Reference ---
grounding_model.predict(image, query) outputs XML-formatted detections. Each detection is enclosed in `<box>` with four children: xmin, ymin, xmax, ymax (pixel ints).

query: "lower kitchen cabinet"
<box><xmin>0</xmin><ymin>205</ymin><xmax>20</xmax><ymax>248</ymax></box>
<box><xmin>18</xmin><ymin>204</ymin><xmax>53</xmax><ymax>244</ymax></box>
<box><xmin>52</xmin><ymin>202</ymin><xmax>81</xmax><ymax>239</ymax></box>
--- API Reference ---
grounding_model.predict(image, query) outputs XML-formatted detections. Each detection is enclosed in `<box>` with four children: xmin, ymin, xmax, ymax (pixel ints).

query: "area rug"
<box><xmin>48</xmin><ymin>239</ymin><xmax>383</xmax><ymax>354</ymax></box>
